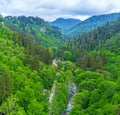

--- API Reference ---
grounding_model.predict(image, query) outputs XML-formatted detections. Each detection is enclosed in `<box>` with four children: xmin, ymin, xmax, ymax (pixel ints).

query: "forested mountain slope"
<box><xmin>0</xmin><ymin>23</ymin><xmax>51</xmax><ymax>114</ymax></box>
<box><xmin>58</xmin><ymin>18</ymin><xmax>120</xmax><ymax>70</ymax></box>
<box><xmin>0</xmin><ymin>14</ymin><xmax>120</xmax><ymax>115</ymax></box>
<box><xmin>70</xmin><ymin>28</ymin><xmax>120</xmax><ymax>115</ymax></box>
<box><xmin>67</xmin><ymin>12</ymin><xmax>120</xmax><ymax>37</ymax></box>
<box><xmin>0</xmin><ymin>16</ymin><xmax>69</xmax><ymax>115</ymax></box>
<box><xmin>57</xmin><ymin>16</ymin><xmax>120</xmax><ymax>115</ymax></box>
<box><xmin>5</xmin><ymin>16</ymin><xmax>66</xmax><ymax>47</ymax></box>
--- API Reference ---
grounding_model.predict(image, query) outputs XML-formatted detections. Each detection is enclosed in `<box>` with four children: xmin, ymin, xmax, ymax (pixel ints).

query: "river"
<box><xmin>51</xmin><ymin>59</ymin><xmax>77</xmax><ymax>115</ymax></box>
<box><xmin>65</xmin><ymin>83</ymin><xmax>77</xmax><ymax>115</ymax></box>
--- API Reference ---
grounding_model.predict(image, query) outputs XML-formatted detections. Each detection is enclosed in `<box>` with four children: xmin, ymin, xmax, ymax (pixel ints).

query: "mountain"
<box><xmin>1</xmin><ymin>14</ymin><xmax>120</xmax><ymax>115</ymax></box>
<box><xmin>0</xmin><ymin>21</ymin><xmax>52</xmax><ymax>114</ymax></box>
<box><xmin>57</xmin><ymin>17</ymin><xmax>120</xmax><ymax>114</ymax></box>
<box><xmin>58</xmin><ymin>18</ymin><xmax>120</xmax><ymax>69</ymax></box>
<box><xmin>4</xmin><ymin>16</ymin><xmax>66</xmax><ymax>47</ymax></box>
<box><xmin>0</xmin><ymin>16</ymin><xmax>68</xmax><ymax>114</ymax></box>
<box><xmin>66</xmin><ymin>12</ymin><xmax>120</xmax><ymax>37</ymax></box>
<box><xmin>49</xmin><ymin>18</ymin><xmax>81</xmax><ymax>32</ymax></box>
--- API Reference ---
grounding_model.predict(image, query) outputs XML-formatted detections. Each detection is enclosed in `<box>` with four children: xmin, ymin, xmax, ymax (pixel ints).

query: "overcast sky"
<box><xmin>0</xmin><ymin>0</ymin><xmax>120</xmax><ymax>21</ymax></box>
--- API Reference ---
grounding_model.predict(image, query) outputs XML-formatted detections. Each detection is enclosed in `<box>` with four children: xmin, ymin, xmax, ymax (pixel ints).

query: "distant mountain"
<box><xmin>5</xmin><ymin>16</ymin><xmax>66</xmax><ymax>47</ymax></box>
<box><xmin>66</xmin><ymin>12</ymin><xmax>120</xmax><ymax>37</ymax></box>
<box><xmin>49</xmin><ymin>18</ymin><xmax>81</xmax><ymax>32</ymax></box>
<box><xmin>58</xmin><ymin>18</ymin><xmax>120</xmax><ymax>69</ymax></box>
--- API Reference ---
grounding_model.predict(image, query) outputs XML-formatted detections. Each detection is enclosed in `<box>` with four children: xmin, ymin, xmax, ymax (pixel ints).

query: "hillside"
<box><xmin>0</xmin><ymin>22</ymin><xmax>52</xmax><ymax>114</ymax></box>
<box><xmin>0</xmin><ymin>17</ymin><xmax>69</xmax><ymax>115</ymax></box>
<box><xmin>49</xmin><ymin>18</ymin><xmax>81</xmax><ymax>33</ymax></box>
<box><xmin>59</xmin><ymin>18</ymin><xmax>120</xmax><ymax>69</ymax></box>
<box><xmin>5</xmin><ymin>16</ymin><xmax>66</xmax><ymax>47</ymax></box>
<box><xmin>66</xmin><ymin>12</ymin><xmax>120</xmax><ymax>37</ymax></box>
<box><xmin>57</xmin><ymin>18</ymin><xmax>120</xmax><ymax>114</ymax></box>
<box><xmin>0</xmin><ymin>14</ymin><xmax>120</xmax><ymax>115</ymax></box>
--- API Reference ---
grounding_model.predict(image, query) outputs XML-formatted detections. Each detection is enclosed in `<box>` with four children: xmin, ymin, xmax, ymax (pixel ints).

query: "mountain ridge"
<box><xmin>67</xmin><ymin>12</ymin><xmax>120</xmax><ymax>37</ymax></box>
<box><xmin>50</xmin><ymin>12</ymin><xmax>120</xmax><ymax>38</ymax></box>
<box><xmin>5</xmin><ymin>16</ymin><xmax>66</xmax><ymax>47</ymax></box>
<box><xmin>0</xmin><ymin>12</ymin><xmax>120</xmax><ymax>115</ymax></box>
<box><xmin>49</xmin><ymin>18</ymin><xmax>81</xmax><ymax>32</ymax></box>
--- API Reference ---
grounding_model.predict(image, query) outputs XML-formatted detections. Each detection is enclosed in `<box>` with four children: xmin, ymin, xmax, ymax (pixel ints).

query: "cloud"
<box><xmin>0</xmin><ymin>0</ymin><xmax>120</xmax><ymax>21</ymax></box>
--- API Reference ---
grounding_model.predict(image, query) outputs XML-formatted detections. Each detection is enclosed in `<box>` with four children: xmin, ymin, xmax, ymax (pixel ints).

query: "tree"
<box><xmin>0</xmin><ymin>14</ymin><xmax>4</xmax><ymax>22</ymax></box>
<box><xmin>27</xmin><ymin>99</ymin><xmax>48</xmax><ymax>115</ymax></box>
<box><xmin>0</xmin><ymin>72</ymin><xmax>12</xmax><ymax>103</ymax></box>
<box><xmin>73</xmin><ymin>90</ymin><xmax>89</xmax><ymax>109</ymax></box>
<box><xmin>63</xmin><ymin>51</ymin><xmax>73</xmax><ymax>61</ymax></box>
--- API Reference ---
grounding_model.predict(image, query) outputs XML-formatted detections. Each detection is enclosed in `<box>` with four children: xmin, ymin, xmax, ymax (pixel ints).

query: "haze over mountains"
<box><xmin>49</xmin><ymin>18</ymin><xmax>81</xmax><ymax>32</ymax></box>
<box><xmin>50</xmin><ymin>13</ymin><xmax>120</xmax><ymax>37</ymax></box>
<box><xmin>4</xmin><ymin>12</ymin><xmax>120</xmax><ymax>40</ymax></box>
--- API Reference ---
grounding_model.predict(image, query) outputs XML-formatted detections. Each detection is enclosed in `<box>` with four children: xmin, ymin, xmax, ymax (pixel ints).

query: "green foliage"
<box><xmin>0</xmin><ymin>72</ymin><xmax>12</xmax><ymax>103</ymax></box>
<box><xmin>67</xmin><ymin>13</ymin><xmax>120</xmax><ymax>37</ymax></box>
<box><xmin>39</xmin><ymin>66</ymin><xmax>56</xmax><ymax>89</ymax></box>
<box><xmin>0</xmin><ymin>14</ymin><xmax>4</xmax><ymax>22</ymax></box>
<box><xmin>59</xmin><ymin>18</ymin><xmax>120</xmax><ymax>71</ymax></box>
<box><xmin>0</xmin><ymin>14</ymin><xmax>120</xmax><ymax>115</ymax></box>
<box><xmin>0</xmin><ymin>24</ymin><xmax>51</xmax><ymax>114</ymax></box>
<box><xmin>5</xmin><ymin>16</ymin><xmax>66</xmax><ymax>47</ymax></box>
<box><xmin>63</xmin><ymin>51</ymin><xmax>73</xmax><ymax>61</ymax></box>
<box><xmin>71</xmin><ymin>70</ymin><xmax>120</xmax><ymax>115</ymax></box>
<box><xmin>50</xmin><ymin>82</ymin><xmax>68</xmax><ymax>115</ymax></box>
<box><xmin>66</xmin><ymin>18</ymin><xmax>120</xmax><ymax>114</ymax></box>
<box><xmin>49</xmin><ymin>46</ymin><xmax>58</xmax><ymax>58</ymax></box>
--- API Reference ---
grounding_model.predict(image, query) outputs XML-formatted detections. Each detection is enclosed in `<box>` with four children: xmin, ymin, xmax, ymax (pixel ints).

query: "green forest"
<box><xmin>5</xmin><ymin>16</ymin><xmax>66</xmax><ymax>47</ymax></box>
<box><xmin>0</xmin><ymin>13</ymin><xmax>120</xmax><ymax>115</ymax></box>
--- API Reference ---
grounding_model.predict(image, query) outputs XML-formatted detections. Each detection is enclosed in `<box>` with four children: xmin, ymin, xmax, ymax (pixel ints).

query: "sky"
<box><xmin>0</xmin><ymin>0</ymin><xmax>120</xmax><ymax>21</ymax></box>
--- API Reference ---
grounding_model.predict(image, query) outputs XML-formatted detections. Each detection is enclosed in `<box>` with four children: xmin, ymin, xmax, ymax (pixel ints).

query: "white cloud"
<box><xmin>0</xmin><ymin>0</ymin><xmax>120</xmax><ymax>21</ymax></box>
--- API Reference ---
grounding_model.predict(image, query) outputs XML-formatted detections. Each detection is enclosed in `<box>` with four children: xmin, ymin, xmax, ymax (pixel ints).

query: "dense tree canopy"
<box><xmin>0</xmin><ymin>15</ymin><xmax>120</xmax><ymax>115</ymax></box>
<box><xmin>5</xmin><ymin>16</ymin><xmax>66</xmax><ymax>47</ymax></box>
